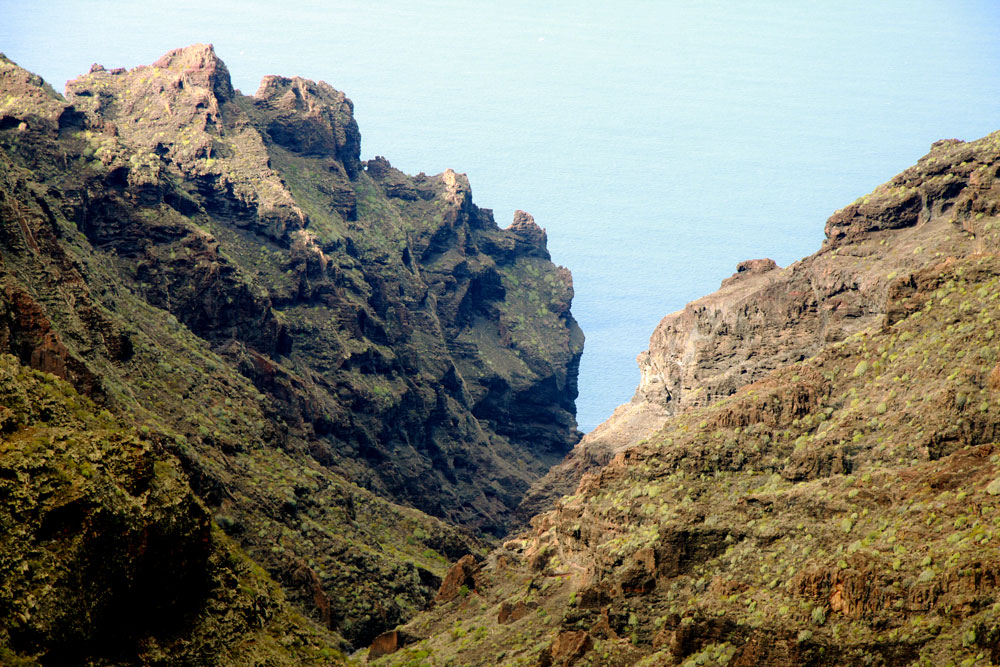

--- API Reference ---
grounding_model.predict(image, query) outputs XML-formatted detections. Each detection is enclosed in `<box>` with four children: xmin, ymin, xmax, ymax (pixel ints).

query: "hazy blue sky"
<box><xmin>4</xmin><ymin>2</ymin><xmax>1000</xmax><ymax>430</ymax></box>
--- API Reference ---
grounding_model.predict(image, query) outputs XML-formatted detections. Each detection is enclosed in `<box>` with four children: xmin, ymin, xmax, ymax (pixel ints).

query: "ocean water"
<box><xmin>4</xmin><ymin>1</ymin><xmax>1000</xmax><ymax>431</ymax></box>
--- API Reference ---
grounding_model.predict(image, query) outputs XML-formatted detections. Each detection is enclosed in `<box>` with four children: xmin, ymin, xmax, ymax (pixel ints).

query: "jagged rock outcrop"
<box><xmin>377</xmin><ymin>130</ymin><xmax>1000</xmax><ymax>666</ymax></box>
<box><xmin>0</xmin><ymin>45</ymin><xmax>582</xmax><ymax>656</ymax></box>
<box><xmin>520</xmin><ymin>131</ymin><xmax>1000</xmax><ymax>518</ymax></box>
<box><xmin>253</xmin><ymin>74</ymin><xmax>362</xmax><ymax>176</ymax></box>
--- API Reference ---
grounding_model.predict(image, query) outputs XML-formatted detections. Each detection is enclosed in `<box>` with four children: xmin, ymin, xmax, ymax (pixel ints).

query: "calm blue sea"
<box><xmin>4</xmin><ymin>1</ymin><xmax>1000</xmax><ymax>431</ymax></box>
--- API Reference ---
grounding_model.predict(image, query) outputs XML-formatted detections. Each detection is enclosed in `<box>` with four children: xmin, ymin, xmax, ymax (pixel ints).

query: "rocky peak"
<box><xmin>0</xmin><ymin>55</ymin><xmax>69</xmax><ymax>132</ymax></box>
<box><xmin>253</xmin><ymin>74</ymin><xmax>361</xmax><ymax>177</ymax></box>
<box><xmin>510</xmin><ymin>209</ymin><xmax>543</xmax><ymax>235</ymax></box>
<box><xmin>68</xmin><ymin>43</ymin><xmax>234</xmax><ymax>125</ymax></box>
<box><xmin>439</xmin><ymin>167</ymin><xmax>472</xmax><ymax>207</ymax></box>
<box><xmin>150</xmin><ymin>43</ymin><xmax>235</xmax><ymax>102</ymax></box>
<box><xmin>65</xmin><ymin>46</ymin><xmax>308</xmax><ymax>243</ymax></box>
<box><xmin>507</xmin><ymin>209</ymin><xmax>549</xmax><ymax>258</ymax></box>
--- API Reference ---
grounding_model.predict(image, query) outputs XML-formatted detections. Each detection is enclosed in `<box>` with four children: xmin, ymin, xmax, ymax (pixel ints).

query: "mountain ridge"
<box><xmin>518</xmin><ymin>133</ymin><xmax>1000</xmax><ymax>521</ymax></box>
<box><xmin>0</xmin><ymin>44</ymin><xmax>582</xmax><ymax>660</ymax></box>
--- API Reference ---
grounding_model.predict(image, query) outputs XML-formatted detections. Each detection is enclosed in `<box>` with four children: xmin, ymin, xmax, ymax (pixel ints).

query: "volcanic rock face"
<box><xmin>48</xmin><ymin>43</ymin><xmax>582</xmax><ymax>532</ymax></box>
<box><xmin>380</xmin><ymin>133</ymin><xmax>1000</xmax><ymax>665</ymax></box>
<box><xmin>0</xmin><ymin>45</ymin><xmax>582</xmax><ymax>658</ymax></box>
<box><xmin>520</xmin><ymin>132</ymin><xmax>1000</xmax><ymax>518</ymax></box>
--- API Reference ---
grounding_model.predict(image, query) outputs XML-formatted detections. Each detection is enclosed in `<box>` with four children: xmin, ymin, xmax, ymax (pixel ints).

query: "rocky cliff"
<box><xmin>520</xmin><ymin>135</ymin><xmax>1000</xmax><ymax>520</ymax></box>
<box><xmin>0</xmin><ymin>45</ymin><xmax>582</xmax><ymax>660</ymax></box>
<box><xmin>375</xmin><ymin>132</ymin><xmax>1000</xmax><ymax>665</ymax></box>
<box><xmin>56</xmin><ymin>45</ymin><xmax>583</xmax><ymax>531</ymax></box>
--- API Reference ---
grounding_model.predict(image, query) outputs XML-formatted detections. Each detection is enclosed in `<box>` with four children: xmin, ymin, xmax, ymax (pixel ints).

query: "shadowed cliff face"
<box><xmin>378</xmin><ymin>132</ymin><xmax>1000</xmax><ymax>666</ymax></box>
<box><xmin>0</xmin><ymin>44</ymin><xmax>581</xmax><ymax>654</ymax></box>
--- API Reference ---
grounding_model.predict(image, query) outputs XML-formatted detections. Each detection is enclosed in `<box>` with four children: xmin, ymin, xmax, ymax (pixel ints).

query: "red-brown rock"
<box><xmin>435</xmin><ymin>554</ymin><xmax>481</xmax><ymax>603</ymax></box>
<box><xmin>537</xmin><ymin>630</ymin><xmax>593</xmax><ymax>667</ymax></box>
<box><xmin>368</xmin><ymin>629</ymin><xmax>420</xmax><ymax>661</ymax></box>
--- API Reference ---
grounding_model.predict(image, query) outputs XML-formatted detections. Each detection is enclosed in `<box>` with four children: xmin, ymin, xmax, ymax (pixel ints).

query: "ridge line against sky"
<box><xmin>4</xmin><ymin>1</ymin><xmax>1000</xmax><ymax>430</ymax></box>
